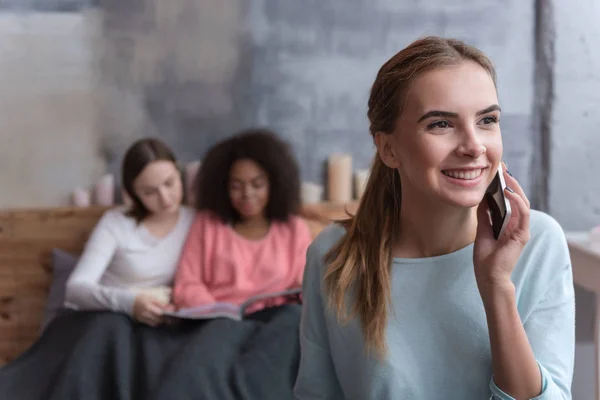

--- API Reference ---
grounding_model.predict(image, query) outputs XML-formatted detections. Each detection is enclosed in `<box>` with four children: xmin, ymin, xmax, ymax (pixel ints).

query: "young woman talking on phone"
<box><xmin>294</xmin><ymin>37</ymin><xmax>574</xmax><ymax>400</ymax></box>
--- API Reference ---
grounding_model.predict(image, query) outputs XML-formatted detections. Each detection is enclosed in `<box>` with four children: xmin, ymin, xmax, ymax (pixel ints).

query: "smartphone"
<box><xmin>485</xmin><ymin>165</ymin><xmax>512</xmax><ymax>240</ymax></box>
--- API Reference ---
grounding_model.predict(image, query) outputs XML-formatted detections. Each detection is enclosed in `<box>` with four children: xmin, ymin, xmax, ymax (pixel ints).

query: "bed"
<box><xmin>0</xmin><ymin>201</ymin><xmax>357</xmax><ymax>367</ymax></box>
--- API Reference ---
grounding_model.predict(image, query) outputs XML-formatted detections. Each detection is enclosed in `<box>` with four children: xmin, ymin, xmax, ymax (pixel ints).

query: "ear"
<box><xmin>374</xmin><ymin>132</ymin><xmax>401</xmax><ymax>169</ymax></box>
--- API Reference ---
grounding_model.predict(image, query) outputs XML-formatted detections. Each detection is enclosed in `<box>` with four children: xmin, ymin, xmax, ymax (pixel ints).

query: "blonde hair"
<box><xmin>323</xmin><ymin>36</ymin><xmax>497</xmax><ymax>358</ymax></box>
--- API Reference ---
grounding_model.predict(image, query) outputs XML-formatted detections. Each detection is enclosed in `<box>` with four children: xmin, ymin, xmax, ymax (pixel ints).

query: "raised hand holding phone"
<box><xmin>473</xmin><ymin>162</ymin><xmax>531</xmax><ymax>295</ymax></box>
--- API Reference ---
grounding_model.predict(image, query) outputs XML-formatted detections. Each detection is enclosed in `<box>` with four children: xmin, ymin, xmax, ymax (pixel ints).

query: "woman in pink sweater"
<box><xmin>172</xmin><ymin>129</ymin><xmax>312</xmax><ymax>316</ymax></box>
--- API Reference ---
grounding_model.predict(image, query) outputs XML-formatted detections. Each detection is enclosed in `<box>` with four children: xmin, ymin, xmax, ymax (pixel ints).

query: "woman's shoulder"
<box><xmin>517</xmin><ymin>210</ymin><xmax>571</xmax><ymax>284</ymax></box>
<box><xmin>511</xmin><ymin>211</ymin><xmax>574</xmax><ymax>313</ymax></box>
<box><xmin>84</xmin><ymin>206</ymin><xmax>137</xmax><ymax>242</ymax></box>
<box><xmin>189</xmin><ymin>210</ymin><xmax>228</xmax><ymax>231</ymax></box>
<box><xmin>97</xmin><ymin>206</ymin><xmax>135</xmax><ymax>229</ymax></box>
<box><xmin>528</xmin><ymin>209</ymin><xmax>567</xmax><ymax>248</ymax></box>
<box><xmin>302</xmin><ymin>223</ymin><xmax>347</xmax><ymax>289</ymax></box>
<box><xmin>307</xmin><ymin>222</ymin><xmax>348</xmax><ymax>258</ymax></box>
<box><xmin>281</xmin><ymin>214</ymin><xmax>312</xmax><ymax>234</ymax></box>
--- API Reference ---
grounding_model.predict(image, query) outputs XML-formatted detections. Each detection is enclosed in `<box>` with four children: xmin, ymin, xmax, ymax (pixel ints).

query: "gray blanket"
<box><xmin>0</xmin><ymin>305</ymin><xmax>301</xmax><ymax>400</ymax></box>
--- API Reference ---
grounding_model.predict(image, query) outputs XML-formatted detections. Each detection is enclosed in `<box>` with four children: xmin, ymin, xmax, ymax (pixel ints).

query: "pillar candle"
<box><xmin>94</xmin><ymin>174</ymin><xmax>115</xmax><ymax>206</ymax></box>
<box><xmin>185</xmin><ymin>160</ymin><xmax>201</xmax><ymax>206</ymax></box>
<box><xmin>72</xmin><ymin>187</ymin><xmax>91</xmax><ymax>207</ymax></box>
<box><xmin>328</xmin><ymin>153</ymin><xmax>353</xmax><ymax>204</ymax></box>
<box><xmin>301</xmin><ymin>182</ymin><xmax>323</xmax><ymax>204</ymax></box>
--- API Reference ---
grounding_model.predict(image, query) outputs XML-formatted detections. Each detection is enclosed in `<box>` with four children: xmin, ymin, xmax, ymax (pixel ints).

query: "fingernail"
<box><xmin>506</xmin><ymin>187</ymin><xmax>514</xmax><ymax>193</ymax></box>
<box><xmin>506</xmin><ymin>169</ymin><xmax>513</xmax><ymax>177</ymax></box>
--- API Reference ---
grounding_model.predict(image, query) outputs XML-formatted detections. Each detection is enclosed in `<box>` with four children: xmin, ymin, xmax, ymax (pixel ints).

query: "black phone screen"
<box><xmin>486</xmin><ymin>174</ymin><xmax>507</xmax><ymax>239</ymax></box>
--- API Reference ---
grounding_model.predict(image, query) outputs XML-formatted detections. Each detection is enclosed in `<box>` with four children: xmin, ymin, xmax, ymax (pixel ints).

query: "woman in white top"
<box><xmin>64</xmin><ymin>138</ymin><xmax>195</xmax><ymax>326</ymax></box>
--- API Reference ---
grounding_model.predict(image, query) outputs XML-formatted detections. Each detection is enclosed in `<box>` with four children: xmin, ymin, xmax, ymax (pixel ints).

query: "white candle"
<box><xmin>354</xmin><ymin>169</ymin><xmax>370</xmax><ymax>199</ymax></box>
<box><xmin>94</xmin><ymin>174</ymin><xmax>115</xmax><ymax>206</ymax></box>
<box><xmin>301</xmin><ymin>182</ymin><xmax>324</xmax><ymax>204</ymax></box>
<box><xmin>328</xmin><ymin>153</ymin><xmax>353</xmax><ymax>204</ymax></box>
<box><xmin>72</xmin><ymin>187</ymin><xmax>91</xmax><ymax>207</ymax></box>
<box><xmin>185</xmin><ymin>160</ymin><xmax>201</xmax><ymax>206</ymax></box>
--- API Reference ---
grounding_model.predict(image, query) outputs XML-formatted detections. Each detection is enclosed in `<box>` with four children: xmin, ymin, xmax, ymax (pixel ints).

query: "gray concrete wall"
<box><xmin>239</xmin><ymin>0</ymin><xmax>534</xmax><ymax>190</ymax></box>
<box><xmin>0</xmin><ymin>0</ymin><xmax>536</xmax><ymax>208</ymax></box>
<box><xmin>550</xmin><ymin>0</ymin><xmax>600</xmax><ymax>230</ymax></box>
<box><xmin>96</xmin><ymin>0</ymin><xmax>535</xmax><ymax>199</ymax></box>
<box><xmin>0</xmin><ymin>11</ymin><xmax>103</xmax><ymax>208</ymax></box>
<box><xmin>0</xmin><ymin>0</ymin><xmax>88</xmax><ymax>12</ymax></box>
<box><xmin>550</xmin><ymin>0</ymin><xmax>600</xmax><ymax>398</ymax></box>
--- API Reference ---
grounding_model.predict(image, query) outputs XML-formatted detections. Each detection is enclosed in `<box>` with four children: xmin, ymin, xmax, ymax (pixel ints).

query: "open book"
<box><xmin>164</xmin><ymin>287</ymin><xmax>302</xmax><ymax>321</ymax></box>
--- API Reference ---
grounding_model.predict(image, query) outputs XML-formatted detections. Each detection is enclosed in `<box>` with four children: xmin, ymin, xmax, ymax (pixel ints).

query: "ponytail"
<box><xmin>323</xmin><ymin>155</ymin><xmax>401</xmax><ymax>357</ymax></box>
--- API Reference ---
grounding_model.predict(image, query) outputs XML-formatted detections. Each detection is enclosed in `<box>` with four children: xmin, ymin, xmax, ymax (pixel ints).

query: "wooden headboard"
<box><xmin>0</xmin><ymin>202</ymin><xmax>357</xmax><ymax>366</ymax></box>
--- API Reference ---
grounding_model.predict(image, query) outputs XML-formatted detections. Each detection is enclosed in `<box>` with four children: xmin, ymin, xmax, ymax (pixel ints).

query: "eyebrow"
<box><xmin>417</xmin><ymin>104</ymin><xmax>502</xmax><ymax>123</ymax></box>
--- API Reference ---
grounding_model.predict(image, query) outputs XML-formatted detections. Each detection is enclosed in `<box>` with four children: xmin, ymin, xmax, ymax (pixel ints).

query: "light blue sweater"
<box><xmin>294</xmin><ymin>210</ymin><xmax>574</xmax><ymax>400</ymax></box>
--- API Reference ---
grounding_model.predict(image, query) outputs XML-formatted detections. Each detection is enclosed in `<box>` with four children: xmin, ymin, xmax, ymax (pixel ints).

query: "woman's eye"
<box><xmin>481</xmin><ymin>116</ymin><xmax>499</xmax><ymax>125</ymax></box>
<box><xmin>428</xmin><ymin>120</ymin><xmax>451</xmax><ymax>130</ymax></box>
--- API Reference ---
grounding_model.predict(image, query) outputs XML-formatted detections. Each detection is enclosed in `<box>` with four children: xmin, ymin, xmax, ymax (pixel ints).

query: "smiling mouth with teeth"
<box><xmin>442</xmin><ymin>169</ymin><xmax>484</xmax><ymax>180</ymax></box>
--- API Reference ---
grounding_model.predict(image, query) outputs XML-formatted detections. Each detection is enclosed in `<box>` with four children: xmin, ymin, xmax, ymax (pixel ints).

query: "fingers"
<box><xmin>504</xmin><ymin>187</ymin><xmax>530</xmax><ymax>243</ymax></box>
<box><xmin>147</xmin><ymin>303</ymin><xmax>165</xmax><ymax>319</ymax></box>
<box><xmin>139</xmin><ymin>312</ymin><xmax>161</xmax><ymax>327</ymax></box>
<box><xmin>502</xmin><ymin>162</ymin><xmax>530</xmax><ymax>209</ymax></box>
<box><xmin>137</xmin><ymin>302</ymin><xmax>165</xmax><ymax>327</ymax></box>
<box><xmin>146</xmin><ymin>302</ymin><xmax>164</xmax><ymax>316</ymax></box>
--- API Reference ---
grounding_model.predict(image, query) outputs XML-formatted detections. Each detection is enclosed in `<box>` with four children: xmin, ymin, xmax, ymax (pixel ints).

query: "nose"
<box><xmin>241</xmin><ymin>185</ymin><xmax>251</xmax><ymax>199</ymax></box>
<box><xmin>456</xmin><ymin>126</ymin><xmax>486</xmax><ymax>158</ymax></box>
<box><xmin>158</xmin><ymin>188</ymin><xmax>170</xmax><ymax>207</ymax></box>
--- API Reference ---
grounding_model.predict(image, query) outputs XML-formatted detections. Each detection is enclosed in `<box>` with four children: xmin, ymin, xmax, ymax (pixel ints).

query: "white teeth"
<box><xmin>443</xmin><ymin>169</ymin><xmax>483</xmax><ymax>180</ymax></box>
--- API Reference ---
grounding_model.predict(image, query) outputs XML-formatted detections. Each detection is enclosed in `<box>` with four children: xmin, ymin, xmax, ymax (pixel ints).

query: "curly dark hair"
<box><xmin>195</xmin><ymin>128</ymin><xmax>301</xmax><ymax>223</ymax></box>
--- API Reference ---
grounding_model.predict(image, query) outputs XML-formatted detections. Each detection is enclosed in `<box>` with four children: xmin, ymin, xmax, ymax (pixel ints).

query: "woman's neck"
<box><xmin>142</xmin><ymin>208</ymin><xmax>181</xmax><ymax>238</ymax></box>
<box><xmin>393</xmin><ymin>195</ymin><xmax>478</xmax><ymax>259</ymax></box>
<box><xmin>234</xmin><ymin>215</ymin><xmax>270</xmax><ymax>240</ymax></box>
